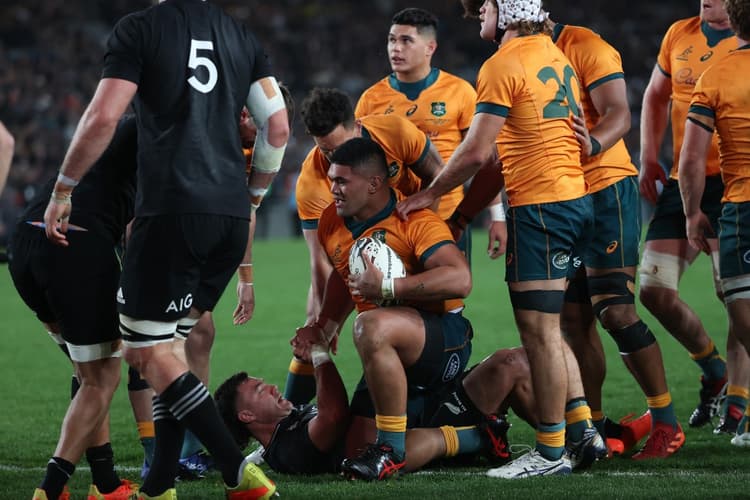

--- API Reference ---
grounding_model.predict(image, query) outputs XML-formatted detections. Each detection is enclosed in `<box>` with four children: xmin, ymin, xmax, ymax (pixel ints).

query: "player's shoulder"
<box><xmin>665</xmin><ymin>16</ymin><xmax>702</xmax><ymax>39</ymax></box>
<box><xmin>360</xmin><ymin>76</ymin><xmax>392</xmax><ymax>96</ymax></box>
<box><xmin>435</xmin><ymin>69</ymin><xmax>474</xmax><ymax>89</ymax></box>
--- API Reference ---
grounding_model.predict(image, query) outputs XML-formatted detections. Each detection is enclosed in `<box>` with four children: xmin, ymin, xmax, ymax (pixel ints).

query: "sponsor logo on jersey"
<box><xmin>431</xmin><ymin>102</ymin><xmax>446</xmax><ymax>117</ymax></box>
<box><xmin>571</xmin><ymin>255</ymin><xmax>582</xmax><ymax>269</ymax></box>
<box><xmin>606</xmin><ymin>241</ymin><xmax>619</xmax><ymax>254</ymax></box>
<box><xmin>442</xmin><ymin>353</ymin><xmax>461</xmax><ymax>382</ymax></box>
<box><xmin>384</xmin><ymin>105</ymin><xmax>395</xmax><ymax>115</ymax></box>
<box><xmin>551</xmin><ymin>251</ymin><xmax>570</xmax><ymax>270</ymax></box>
<box><xmin>387</xmin><ymin>161</ymin><xmax>400</xmax><ymax>178</ymax></box>
<box><xmin>165</xmin><ymin>293</ymin><xmax>193</xmax><ymax>313</ymax></box>
<box><xmin>743</xmin><ymin>249</ymin><xmax>750</xmax><ymax>264</ymax></box>
<box><xmin>676</xmin><ymin>45</ymin><xmax>693</xmax><ymax>61</ymax></box>
<box><xmin>442</xmin><ymin>401</ymin><xmax>463</xmax><ymax>415</ymax></box>
<box><xmin>700</xmin><ymin>51</ymin><xmax>714</xmax><ymax>62</ymax></box>
<box><xmin>406</xmin><ymin>104</ymin><xmax>418</xmax><ymax>116</ymax></box>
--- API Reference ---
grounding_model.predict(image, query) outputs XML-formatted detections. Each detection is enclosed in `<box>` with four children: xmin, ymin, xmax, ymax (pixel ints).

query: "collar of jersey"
<box><xmin>701</xmin><ymin>20</ymin><xmax>734</xmax><ymax>48</ymax></box>
<box><xmin>344</xmin><ymin>189</ymin><xmax>397</xmax><ymax>239</ymax></box>
<box><xmin>388</xmin><ymin>67</ymin><xmax>439</xmax><ymax>101</ymax></box>
<box><xmin>551</xmin><ymin>23</ymin><xmax>565</xmax><ymax>43</ymax></box>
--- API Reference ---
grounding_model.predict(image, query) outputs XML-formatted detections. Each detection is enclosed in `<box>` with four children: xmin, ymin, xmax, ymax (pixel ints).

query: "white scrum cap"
<box><xmin>497</xmin><ymin>0</ymin><xmax>548</xmax><ymax>29</ymax></box>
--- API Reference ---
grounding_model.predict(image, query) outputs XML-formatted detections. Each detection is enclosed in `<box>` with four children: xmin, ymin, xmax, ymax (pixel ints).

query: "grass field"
<box><xmin>2</xmin><ymin>232</ymin><xmax>749</xmax><ymax>499</ymax></box>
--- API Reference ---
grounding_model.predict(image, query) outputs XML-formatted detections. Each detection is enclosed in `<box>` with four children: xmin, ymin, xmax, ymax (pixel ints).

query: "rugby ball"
<box><xmin>348</xmin><ymin>237</ymin><xmax>406</xmax><ymax>305</ymax></box>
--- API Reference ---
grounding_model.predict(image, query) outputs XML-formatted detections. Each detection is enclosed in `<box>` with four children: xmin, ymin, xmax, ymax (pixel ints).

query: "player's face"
<box><xmin>479</xmin><ymin>0</ymin><xmax>498</xmax><ymax>41</ymax></box>
<box><xmin>328</xmin><ymin>163</ymin><xmax>371</xmax><ymax>219</ymax></box>
<box><xmin>236</xmin><ymin>377</ymin><xmax>293</xmax><ymax>423</ymax></box>
<box><xmin>700</xmin><ymin>0</ymin><xmax>729</xmax><ymax>24</ymax></box>
<box><xmin>388</xmin><ymin>25</ymin><xmax>435</xmax><ymax>76</ymax></box>
<box><xmin>314</xmin><ymin>124</ymin><xmax>359</xmax><ymax>162</ymax></box>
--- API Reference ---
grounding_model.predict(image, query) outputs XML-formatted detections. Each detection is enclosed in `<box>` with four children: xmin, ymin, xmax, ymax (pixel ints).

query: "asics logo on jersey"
<box><xmin>405</xmin><ymin>104</ymin><xmax>418</xmax><ymax>116</ymax></box>
<box><xmin>700</xmin><ymin>51</ymin><xmax>714</xmax><ymax>62</ymax></box>
<box><xmin>676</xmin><ymin>45</ymin><xmax>693</xmax><ymax>61</ymax></box>
<box><xmin>165</xmin><ymin>293</ymin><xmax>193</xmax><ymax>313</ymax></box>
<box><xmin>551</xmin><ymin>251</ymin><xmax>571</xmax><ymax>270</ymax></box>
<box><xmin>606</xmin><ymin>241</ymin><xmax>619</xmax><ymax>254</ymax></box>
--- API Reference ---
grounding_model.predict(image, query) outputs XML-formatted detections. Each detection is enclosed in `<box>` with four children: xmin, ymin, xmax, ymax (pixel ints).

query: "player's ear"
<box><xmin>237</xmin><ymin>409</ymin><xmax>256</xmax><ymax>424</ymax></box>
<box><xmin>426</xmin><ymin>39</ymin><xmax>437</xmax><ymax>57</ymax></box>
<box><xmin>369</xmin><ymin>175</ymin><xmax>384</xmax><ymax>193</ymax></box>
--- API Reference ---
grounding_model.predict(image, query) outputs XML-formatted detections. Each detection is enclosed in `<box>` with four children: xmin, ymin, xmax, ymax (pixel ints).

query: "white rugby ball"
<box><xmin>348</xmin><ymin>237</ymin><xmax>406</xmax><ymax>305</ymax></box>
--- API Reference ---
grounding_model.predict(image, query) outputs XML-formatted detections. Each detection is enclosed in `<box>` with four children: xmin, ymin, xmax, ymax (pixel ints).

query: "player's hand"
<box><xmin>291</xmin><ymin>324</ymin><xmax>326</xmax><ymax>361</ymax></box>
<box><xmin>43</xmin><ymin>191</ymin><xmax>73</xmax><ymax>247</ymax></box>
<box><xmin>233</xmin><ymin>282</ymin><xmax>256</xmax><ymax>325</ymax></box>
<box><xmin>639</xmin><ymin>158</ymin><xmax>668</xmax><ymax>205</ymax></box>
<box><xmin>396</xmin><ymin>189</ymin><xmax>437</xmax><ymax>220</ymax></box>
<box><xmin>487</xmin><ymin>221</ymin><xmax>507</xmax><ymax>259</ymax></box>
<box><xmin>685</xmin><ymin>211</ymin><xmax>713</xmax><ymax>255</ymax></box>
<box><xmin>347</xmin><ymin>248</ymin><xmax>385</xmax><ymax>301</ymax></box>
<box><xmin>571</xmin><ymin>114</ymin><xmax>593</xmax><ymax>160</ymax></box>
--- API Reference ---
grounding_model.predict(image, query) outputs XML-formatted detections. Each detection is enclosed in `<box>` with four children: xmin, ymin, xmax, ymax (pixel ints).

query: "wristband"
<box><xmin>56</xmin><ymin>173</ymin><xmax>79</xmax><ymax>187</ymax></box>
<box><xmin>311</xmin><ymin>344</ymin><xmax>332</xmax><ymax>367</ymax></box>
<box><xmin>381</xmin><ymin>277</ymin><xmax>395</xmax><ymax>300</ymax></box>
<box><xmin>590</xmin><ymin>136</ymin><xmax>602</xmax><ymax>156</ymax></box>
<box><xmin>238</xmin><ymin>263</ymin><xmax>253</xmax><ymax>283</ymax></box>
<box><xmin>488</xmin><ymin>202</ymin><xmax>506</xmax><ymax>222</ymax></box>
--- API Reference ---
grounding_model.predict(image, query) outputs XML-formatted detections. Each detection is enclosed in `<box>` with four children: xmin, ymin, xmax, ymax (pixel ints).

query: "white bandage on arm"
<box><xmin>639</xmin><ymin>250</ymin><xmax>688</xmax><ymax>290</ymax></box>
<box><xmin>246</xmin><ymin>77</ymin><xmax>287</xmax><ymax>174</ymax></box>
<box><xmin>488</xmin><ymin>202</ymin><xmax>506</xmax><ymax>222</ymax></box>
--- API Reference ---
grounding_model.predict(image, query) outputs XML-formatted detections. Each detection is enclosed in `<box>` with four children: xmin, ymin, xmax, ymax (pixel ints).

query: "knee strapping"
<box><xmin>588</xmin><ymin>272</ymin><xmax>635</xmax><ymax>318</ymax></box>
<box><xmin>722</xmin><ymin>274</ymin><xmax>750</xmax><ymax>304</ymax></box>
<box><xmin>175</xmin><ymin>316</ymin><xmax>199</xmax><ymax>341</ymax></box>
<box><xmin>128</xmin><ymin>366</ymin><xmax>150</xmax><ymax>391</ymax></box>
<box><xmin>607</xmin><ymin>320</ymin><xmax>656</xmax><ymax>354</ymax></box>
<box><xmin>639</xmin><ymin>250</ymin><xmax>687</xmax><ymax>290</ymax></box>
<box><xmin>509</xmin><ymin>290</ymin><xmax>564</xmax><ymax>313</ymax></box>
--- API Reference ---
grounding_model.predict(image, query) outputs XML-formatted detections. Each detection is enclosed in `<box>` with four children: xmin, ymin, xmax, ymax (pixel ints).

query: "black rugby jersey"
<box><xmin>263</xmin><ymin>404</ymin><xmax>344</xmax><ymax>475</ymax></box>
<box><xmin>102</xmin><ymin>0</ymin><xmax>271</xmax><ymax>218</ymax></box>
<box><xmin>19</xmin><ymin>116</ymin><xmax>137</xmax><ymax>245</ymax></box>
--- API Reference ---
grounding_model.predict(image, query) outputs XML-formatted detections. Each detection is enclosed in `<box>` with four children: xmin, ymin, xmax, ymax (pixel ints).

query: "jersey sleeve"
<box><xmin>103</xmin><ymin>13</ymin><xmax>145</xmax><ymax>83</ymax></box>
<box><xmin>407</xmin><ymin>210</ymin><xmax>456</xmax><ymax>264</ymax></box>
<box><xmin>354</xmin><ymin>90</ymin><xmax>371</xmax><ymax>119</ymax></box>
<box><xmin>688</xmin><ymin>73</ymin><xmax>718</xmax><ymax>131</ymax></box>
<box><xmin>295</xmin><ymin>149</ymin><xmax>331</xmax><ymax>228</ymax></box>
<box><xmin>656</xmin><ymin>22</ymin><xmax>678</xmax><ymax>77</ymax></box>
<box><xmin>391</xmin><ymin>118</ymin><xmax>430</xmax><ymax>168</ymax></box>
<box><xmin>245</xmin><ymin>29</ymin><xmax>272</xmax><ymax>82</ymax></box>
<box><xmin>576</xmin><ymin>35</ymin><xmax>625</xmax><ymax>93</ymax></box>
<box><xmin>475</xmin><ymin>57</ymin><xmax>521</xmax><ymax>117</ymax></box>
<box><xmin>458</xmin><ymin>82</ymin><xmax>477</xmax><ymax>131</ymax></box>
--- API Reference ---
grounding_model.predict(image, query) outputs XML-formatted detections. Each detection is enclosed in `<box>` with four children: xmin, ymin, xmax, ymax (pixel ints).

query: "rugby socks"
<box><xmin>86</xmin><ymin>443</ymin><xmax>120</xmax><ymax>494</ymax></box>
<box><xmin>180</xmin><ymin>430</ymin><xmax>203</xmax><ymax>459</ymax></box>
<box><xmin>158</xmin><ymin>372</ymin><xmax>245</xmax><ymax>487</ymax></box>
<box><xmin>283</xmin><ymin>358</ymin><xmax>316</xmax><ymax>405</ymax></box>
<box><xmin>591</xmin><ymin>409</ymin><xmax>607</xmax><ymax>437</ymax></box>
<box><xmin>536</xmin><ymin>422</ymin><xmax>566</xmax><ymax>460</ymax></box>
<box><xmin>439</xmin><ymin>426</ymin><xmax>483</xmax><ymax>457</ymax></box>
<box><xmin>40</xmin><ymin>457</ymin><xmax>74</xmax><ymax>500</ymax></box>
<box><xmin>565</xmin><ymin>397</ymin><xmax>594</xmax><ymax>443</ymax></box>
<box><xmin>646</xmin><ymin>392</ymin><xmax>678</xmax><ymax>429</ymax></box>
<box><xmin>725</xmin><ymin>385</ymin><xmax>749</xmax><ymax>421</ymax></box>
<box><xmin>140</xmin><ymin>397</ymin><xmax>183</xmax><ymax>496</ymax></box>
<box><xmin>690</xmin><ymin>340</ymin><xmax>726</xmax><ymax>381</ymax></box>
<box><xmin>738</xmin><ymin>406</ymin><xmax>750</xmax><ymax>435</ymax></box>
<box><xmin>375</xmin><ymin>414</ymin><xmax>407</xmax><ymax>459</ymax></box>
<box><xmin>137</xmin><ymin>421</ymin><xmax>156</xmax><ymax>467</ymax></box>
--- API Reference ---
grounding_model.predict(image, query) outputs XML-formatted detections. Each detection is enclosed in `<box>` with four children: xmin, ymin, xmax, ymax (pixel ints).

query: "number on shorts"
<box><xmin>537</xmin><ymin>64</ymin><xmax>579</xmax><ymax>119</ymax></box>
<box><xmin>187</xmin><ymin>39</ymin><xmax>218</xmax><ymax>93</ymax></box>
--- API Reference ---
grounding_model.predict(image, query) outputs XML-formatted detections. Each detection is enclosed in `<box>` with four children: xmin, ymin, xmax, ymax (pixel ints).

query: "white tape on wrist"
<box><xmin>57</xmin><ymin>173</ymin><xmax>79</xmax><ymax>187</ymax></box>
<box><xmin>311</xmin><ymin>344</ymin><xmax>331</xmax><ymax>367</ymax></box>
<box><xmin>489</xmin><ymin>202</ymin><xmax>506</xmax><ymax>222</ymax></box>
<box><xmin>381</xmin><ymin>278</ymin><xmax>395</xmax><ymax>300</ymax></box>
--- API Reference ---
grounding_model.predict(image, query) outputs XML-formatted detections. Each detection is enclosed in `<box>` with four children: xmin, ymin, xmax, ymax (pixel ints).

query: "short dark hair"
<box><xmin>299</xmin><ymin>87</ymin><xmax>354</xmax><ymax>137</ymax></box>
<box><xmin>726</xmin><ymin>0</ymin><xmax>750</xmax><ymax>40</ymax></box>
<box><xmin>460</xmin><ymin>0</ymin><xmax>483</xmax><ymax>18</ymax></box>
<box><xmin>214</xmin><ymin>372</ymin><xmax>253</xmax><ymax>450</ymax></box>
<box><xmin>391</xmin><ymin>8</ymin><xmax>439</xmax><ymax>37</ymax></box>
<box><xmin>329</xmin><ymin>137</ymin><xmax>388</xmax><ymax>178</ymax></box>
<box><xmin>278</xmin><ymin>82</ymin><xmax>295</xmax><ymax>128</ymax></box>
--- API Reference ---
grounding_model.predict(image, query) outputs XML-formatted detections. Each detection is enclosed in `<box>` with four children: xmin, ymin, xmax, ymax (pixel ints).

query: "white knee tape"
<box><xmin>722</xmin><ymin>274</ymin><xmax>750</xmax><ymax>304</ymax></box>
<box><xmin>67</xmin><ymin>340</ymin><xmax>123</xmax><ymax>363</ymax></box>
<box><xmin>175</xmin><ymin>316</ymin><xmax>199</xmax><ymax>341</ymax></box>
<box><xmin>639</xmin><ymin>250</ymin><xmax>687</xmax><ymax>290</ymax></box>
<box><xmin>119</xmin><ymin>314</ymin><xmax>177</xmax><ymax>348</ymax></box>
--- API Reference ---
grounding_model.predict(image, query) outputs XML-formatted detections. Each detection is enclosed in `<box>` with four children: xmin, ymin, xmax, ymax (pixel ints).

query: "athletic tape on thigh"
<box><xmin>119</xmin><ymin>314</ymin><xmax>177</xmax><ymax>348</ymax></box>
<box><xmin>588</xmin><ymin>272</ymin><xmax>635</xmax><ymax>318</ymax></box>
<box><xmin>722</xmin><ymin>274</ymin><xmax>750</xmax><ymax>304</ymax></box>
<box><xmin>509</xmin><ymin>289</ymin><xmax>564</xmax><ymax>313</ymax></box>
<box><xmin>639</xmin><ymin>250</ymin><xmax>687</xmax><ymax>290</ymax></box>
<box><xmin>66</xmin><ymin>340</ymin><xmax>123</xmax><ymax>362</ymax></box>
<box><xmin>175</xmin><ymin>316</ymin><xmax>199</xmax><ymax>341</ymax></box>
<box><xmin>607</xmin><ymin>320</ymin><xmax>656</xmax><ymax>354</ymax></box>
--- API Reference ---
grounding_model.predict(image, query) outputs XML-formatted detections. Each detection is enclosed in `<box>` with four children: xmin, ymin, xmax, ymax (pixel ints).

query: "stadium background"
<box><xmin>0</xmin><ymin>0</ymin><xmax>693</xmax><ymax>243</ymax></box>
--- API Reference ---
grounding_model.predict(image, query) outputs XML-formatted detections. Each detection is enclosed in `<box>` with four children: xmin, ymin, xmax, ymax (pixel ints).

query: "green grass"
<box><xmin>2</xmin><ymin>232</ymin><xmax>749</xmax><ymax>498</ymax></box>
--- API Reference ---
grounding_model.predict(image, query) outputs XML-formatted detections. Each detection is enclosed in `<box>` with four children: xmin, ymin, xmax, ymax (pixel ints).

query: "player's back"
<box><xmin>105</xmin><ymin>0</ymin><xmax>271</xmax><ymax>218</ymax></box>
<box><xmin>478</xmin><ymin>34</ymin><xmax>585</xmax><ymax>206</ymax></box>
<box><xmin>552</xmin><ymin>24</ymin><xmax>637</xmax><ymax>192</ymax></box>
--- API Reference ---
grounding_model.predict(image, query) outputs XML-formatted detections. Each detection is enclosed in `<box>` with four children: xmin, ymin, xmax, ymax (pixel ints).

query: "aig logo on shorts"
<box><xmin>442</xmin><ymin>353</ymin><xmax>461</xmax><ymax>382</ymax></box>
<box><xmin>165</xmin><ymin>293</ymin><xmax>193</xmax><ymax>313</ymax></box>
<box><xmin>551</xmin><ymin>251</ymin><xmax>571</xmax><ymax>270</ymax></box>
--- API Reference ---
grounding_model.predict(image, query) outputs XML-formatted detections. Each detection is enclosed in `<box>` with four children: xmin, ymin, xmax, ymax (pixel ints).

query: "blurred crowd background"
<box><xmin>0</xmin><ymin>0</ymin><xmax>695</xmax><ymax>242</ymax></box>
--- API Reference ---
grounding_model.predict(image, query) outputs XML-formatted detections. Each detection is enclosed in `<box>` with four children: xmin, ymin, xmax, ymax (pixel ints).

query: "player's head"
<box><xmin>476</xmin><ymin>0</ymin><xmax>549</xmax><ymax>42</ymax></box>
<box><xmin>300</xmin><ymin>87</ymin><xmax>359</xmax><ymax>160</ymax></box>
<box><xmin>328</xmin><ymin>137</ymin><xmax>389</xmax><ymax>219</ymax></box>
<box><xmin>725</xmin><ymin>0</ymin><xmax>750</xmax><ymax>38</ymax></box>
<box><xmin>389</xmin><ymin>8</ymin><xmax>439</xmax><ymax>78</ymax></box>
<box><xmin>700</xmin><ymin>0</ymin><xmax>731</xmax><ymax>26</ymax></box>
<box><xmin>215</xmin><ymin>372</ymin><xmax>293</xmax><ymax>449</ymax></box>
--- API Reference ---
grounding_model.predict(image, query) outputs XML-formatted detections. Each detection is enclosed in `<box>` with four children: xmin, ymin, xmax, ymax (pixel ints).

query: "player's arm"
<box><xmin>306</xmin><ymin>353</ymin><xmax>350</xmax><ymax>453</ymax></box>
<box><xmin>678</xmin><ymin>111</ymin><xmax>714</xmax><ymax>254</ymax></box>
<box><xmin>0</xmin><ymin>121</ymin><xmax>15</xmax><ymax>195</ymax></box>
<box><xmin>303</xmin><ymin>227</ymin><xmax>335</xmax><ymax>324</ymax></box>
<box><xmin>639</xmin><ymin>65</ymin><xmax>672</xmax><ymax>204</ymax></box>
<box><xmin>578</xmin><ymin>78</ymin><xmax>630</xmax><ymax>157</ymax></box>
<box><xmin>397</xmin><ymin>112</ymin><xmax>503</xmax><ymax>219</ymax></box>
<box><xmin>233</xmin><ymin>213</ymin><xmax>257</xmax><ymax>325</ymax></box>
<box><xmin>43</xmin><ymin>77</ymin><xmax>136</xmax><ymax>245</ymax></box>
<box><xmin>409</xmin><ymin>141</ymin><xmax>444</xmax><ymax>213</ymax></box>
